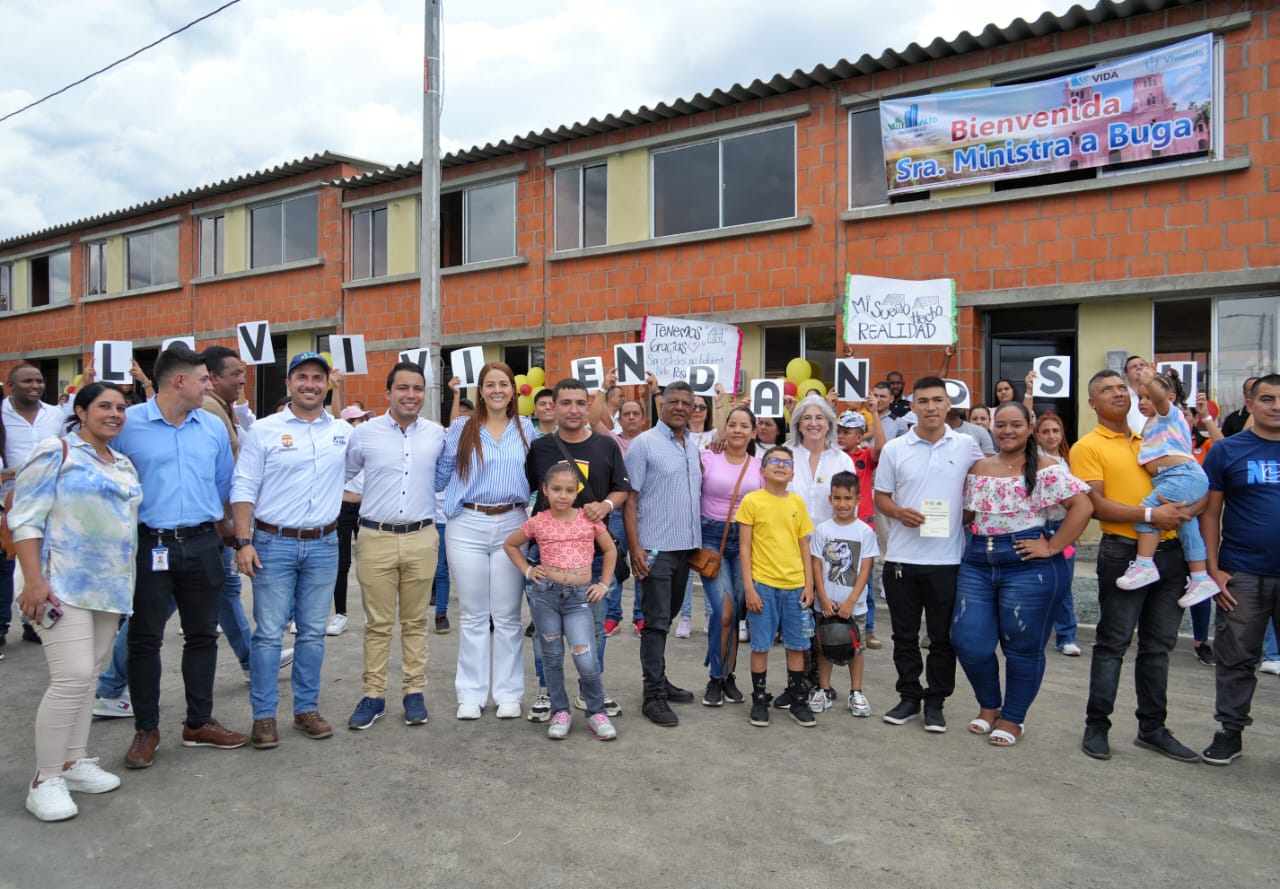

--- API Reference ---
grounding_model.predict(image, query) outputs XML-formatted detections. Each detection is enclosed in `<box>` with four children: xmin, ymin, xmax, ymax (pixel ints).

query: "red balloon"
<box><xmin>520</xmin><ymin>384</ymin><xmax>532</xmax><ymax>396</ymax></box>
<box><xmin>783</xmin><ymin>381</ymin><xmax>798</xmax><ymax>397</ymax></box>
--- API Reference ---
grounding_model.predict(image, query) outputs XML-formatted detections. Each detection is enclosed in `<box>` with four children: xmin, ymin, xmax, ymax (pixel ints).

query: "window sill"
<box><xmin>192</xmin><ymin>256</ymin><xmax>324</xmax><ymax>285</ymax></box>
<box><xmin>82</xmin><ymin>282</ymin><xmax>183</xmax><ymax>304</ymax></box>
<box><xmin>2</xmin><ymin>301</ymin><xmax>75</xmax><ymax>317</ymax></box>
<box><xmin>840</xmin><ymin>156</ymin><xmax>1251</xmax><ymax>222</ymax></box>
<box><xmin>342</xmin><ymin>272</ymin><xmax>420</xmax><ymax>290</ymax></box>
<box><xmin>440</xmin><ymin>255</ymin><xmax>528</xmax><ymax>277</ymax></box>
<box><xmin>548</xmin><ymin>216</ymin><xmax>814</xmax><ymax>263</ymax></box>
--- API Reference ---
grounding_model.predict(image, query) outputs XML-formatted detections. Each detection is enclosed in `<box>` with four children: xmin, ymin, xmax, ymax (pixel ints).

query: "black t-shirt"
<box><xmin>526</xmin><ymin>431</ymin><xmax>630</xmax><ymax>516</ymax></box>
<box><xmin>888</xmin><ymin>397</ymin><xmax>912</xmax><ymax>419</ymax></box>
<box><xmin>1220</xmin><ymin>407</ymin><xmax>1250</xmax><ymax>437</ymax></box>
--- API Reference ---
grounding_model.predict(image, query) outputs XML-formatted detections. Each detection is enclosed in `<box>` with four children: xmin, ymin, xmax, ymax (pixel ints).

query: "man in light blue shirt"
<box><xmin>112</xmin><ymin>344</ymin><xmax>244</xmax><ymax>768</ymax></box>
<box><xmin>623</xmin><ymin>380</ymin><xmax>702</xmax><ymax>727</ymax></box>
<box><xmin>233</xmin><ymin>352</ymin><xmax>352</xmax><ymax>749</ymax></box>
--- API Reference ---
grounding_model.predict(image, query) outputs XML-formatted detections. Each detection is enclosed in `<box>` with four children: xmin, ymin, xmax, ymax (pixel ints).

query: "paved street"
<box><xmin>0</xmin><ymin>569</ymin><xmax>1275</xmax><ymax>889</ymax></box>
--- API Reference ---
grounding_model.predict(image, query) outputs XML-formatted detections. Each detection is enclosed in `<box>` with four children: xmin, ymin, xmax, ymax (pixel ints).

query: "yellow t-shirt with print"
<box><xmin>735</xmin><ymin>489</ymin><xmax>815</xmax><ymax>589</ymax></box>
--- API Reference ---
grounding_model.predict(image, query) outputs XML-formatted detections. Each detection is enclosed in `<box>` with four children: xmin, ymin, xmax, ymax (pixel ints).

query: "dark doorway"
<box><xmin>985</xmin><ymin>305</ymin><xmax>1079</xmax><ymax>442</ymax></box>
<box><xmin>36</xmin><ymin>359</ymin><xmax>60</xmax><ymax>406</ymax></box>
<box><xmin>253</xmin><ymin>335</ymin><xmax>289</xmax><ymax>415</ymax></box>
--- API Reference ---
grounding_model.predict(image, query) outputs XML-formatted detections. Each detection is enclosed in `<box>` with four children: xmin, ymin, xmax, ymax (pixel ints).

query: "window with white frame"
<box><xmin>555</xmin><ymin>164</ymin><xmax>607</xmax><ymax>251</ymax></box>
<box><xmin>440</xmin><ymin>179</ymin><xmax>517</xmax><ymax>267</ymax></box>
<box><xmin>200</xmin><ymin>215</ymin><xmax>224</xmax><ymax>277</ymax></box>
<box><xmin>29</xmin><ymin>251</ymin><xmax>71</xmax><ymax>307</ymax></box>
<box><xmin>0</xmin><ymin>263</ymin><xmax>11</xmax><ymax>312</ymax></box>
<box><xmin>763</xmin><ymin>324</ymin><xmax>836</xmax><ymax>381</ymax></box>
<box><xmin>85</xmin><ymin>242</ymin><xmax>107</xmax><ymax>295</ymax></box>
<box><xmin>652</xmin><ymin>124</ymin><xmax>796</xmax><ymax>238</ymax></box>
<box><xmin>250</xmin><ymin>193</ymin><xmax>319</xmax><ymax>268</ymax></box>
<box><xmin>351</xmin><ymin>206</ymin><xmax>388</xmax><ymax>280</ymax></box>
<box><xmin>126</xmin><ymin>225</ymin><xmax>179</xmax><ymax>290</ymax></box>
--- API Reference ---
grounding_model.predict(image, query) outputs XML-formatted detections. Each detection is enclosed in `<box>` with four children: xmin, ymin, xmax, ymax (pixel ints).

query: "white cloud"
<box><xmin>0</xmin><ymin>0</ymin><xmax>1079</xmax><ymax>239</ymax></box>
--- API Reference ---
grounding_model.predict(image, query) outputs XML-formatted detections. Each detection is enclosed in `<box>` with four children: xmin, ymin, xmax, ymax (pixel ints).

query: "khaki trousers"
<box><xmin>356</xmin><ymin>526</ymin><xmax>439</xmax><ymax>696</ymax></box>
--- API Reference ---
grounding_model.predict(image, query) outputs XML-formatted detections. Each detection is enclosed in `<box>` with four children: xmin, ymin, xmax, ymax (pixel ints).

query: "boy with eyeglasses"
<box><xmin>736</xmin><ymin>445</ymin><xmax>816</xmax><ymax>727</ymax></box>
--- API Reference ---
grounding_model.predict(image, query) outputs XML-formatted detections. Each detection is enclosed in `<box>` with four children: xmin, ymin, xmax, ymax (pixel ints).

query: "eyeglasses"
<box><xmin>692</xmin><ymin>404</ymin><xmax>708</xmax><ymax>412</ymax></box>
<box><xmin>765</xmin><ymin>458</ymin><xmax>794</xmax><ymax>468</ymax></box>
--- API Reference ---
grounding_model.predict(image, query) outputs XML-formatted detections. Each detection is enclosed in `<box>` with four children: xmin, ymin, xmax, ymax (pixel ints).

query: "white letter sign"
<box><xmin>237</xmin><ymin>321</ymin><xmax>275</xmax><ymax>366</ymax></box>
<box><xmin>943</xmin><ymin>378</ymin><xmax>971</xmax><ymax>410</ymax></box>
<box><xmin>750</xmin><ymin>380</ymin><xmax>784</xmax><ymax>419</ymax></box>
<box><xmin>398</xmin><ymin>348</ymin><xmax>436</xmax><ymax>388</ymax></box>
<box><xmin>835</xmin><ymin>358</ymin><xmax>870</xmax><ymax>401</ymax></box>
<box><xmin>1032</xmin><ymin>356</ymin><xmax>1071</xmax><ymax>398</ymax></box>
<box><xmin>94</xmin><ymin>341</ymin><xmax>133</xmax><ymax>385</ymax></box>
<box><xmin>614</xmin><ymin>343</ymin><xmax>647</xmax><ymax>387</ymax></box>
<box><xmin>330</xmin><ymin>335</ymin><xmax>368</xmax><ymax>375</ymax></box>
<box><xmin>1157</xmin><ymin>361</ymin><xmax>1197</xmax><ymax>403</ymax></box>
<box><xmin>570</xmin><ymin>357</ymin><xmax>605</xmax><ymax>391</ymax></box>
<box><xmin>449</xmin><ymin>346</ymin><xmax>485</xmax><ymax>388</ymax></box>
<box><xmin>161</xmin><ymin>336</ymin><xmax>196</xmax><ymax>352</ymax></box>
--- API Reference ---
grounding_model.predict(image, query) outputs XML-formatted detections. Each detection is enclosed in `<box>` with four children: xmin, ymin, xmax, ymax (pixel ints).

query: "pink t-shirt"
<box><xmin>521</xmin><ymin>509</ymin><xmax>605</xmax><ymax>571</ymax></box>
<box><xmin>700</xmin><ymin>451</ymin><xmax>762</xmax><ymax>521</ymax></box>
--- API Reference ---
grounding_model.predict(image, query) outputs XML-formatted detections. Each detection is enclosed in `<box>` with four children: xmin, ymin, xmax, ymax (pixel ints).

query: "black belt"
<box><xmin>1101</xmin><ymin>533</ymin><xmax>1181</xmax><ymax>552</ymax></box>
<box><xmin>462</xmin><ymin>503</ymin><xmax>522</xmax><ymax>515</ymax></box>
<box><xmin>141</xmin><ymin>522</ymin><xmax>215</xmax><ymax>541</ymax></box>
<box><xmin>358</xmin><ymin>518</ymin><xmax>432</xmax><ymax>533</ymax></box>
<box><xmin>255</xmin><ymin>520</ymin><xmax>338</xmax><ymax>540</ymax></box>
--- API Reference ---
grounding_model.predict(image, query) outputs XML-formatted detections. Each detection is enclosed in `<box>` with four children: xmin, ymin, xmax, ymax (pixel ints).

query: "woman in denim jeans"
<box><xmin>1034</xmin><ymin>412</ymin><xmax>1084</xmax><ymax>657</ymax></box>
<box><xmin>953</xmin><ymin>402</ymin><xmax>1093</xmax><ymax>746</ymax></box>
<box><xmin>698</xmin><ymin>406</ymin><xmax>762</xmax><ymax>707</ymax></box>
<box><xmin>503</xmin><ymin>465</ymin><xmax>618</xmax><ymax>741</ymax></box>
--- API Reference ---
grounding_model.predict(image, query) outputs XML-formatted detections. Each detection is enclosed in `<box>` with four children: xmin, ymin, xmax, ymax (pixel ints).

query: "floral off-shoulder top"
<box><xmin>963</xmin><ymin>464</ymin><xmax>1089</xmax><ymax>535</ymax></box>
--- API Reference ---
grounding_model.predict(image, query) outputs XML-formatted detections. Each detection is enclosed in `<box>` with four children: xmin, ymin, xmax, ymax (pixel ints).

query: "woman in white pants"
<box><xmin>435</xmin><ymin>362</ymin><xmax>534</xmax><ymax>719</ymax></box>
<box><xmin>12</xmin><ymin>383</ymin><xmax>142</xmax><ymax>821</ymax></box>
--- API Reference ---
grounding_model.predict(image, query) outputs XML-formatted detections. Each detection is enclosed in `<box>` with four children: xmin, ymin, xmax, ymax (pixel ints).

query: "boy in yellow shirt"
<box><xmin>736</xmin><ymin>445</ymin><xmax>816</xmax><ymax>727</ymax></box>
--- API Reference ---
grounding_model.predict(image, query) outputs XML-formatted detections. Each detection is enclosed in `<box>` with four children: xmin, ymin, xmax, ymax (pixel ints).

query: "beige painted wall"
<box><xmin>224</xmin><ymin>207</ymin><xmax>247</xmax><ymax>273</ymax></box>
<box><xmin>1076</xmin><ymin>297</ymin><xmax>1152</xmax><ymax>400</ymax></box>
<box><xmin>106</xmin><ymin>236</ymin><xmax>125</xmax><ymax>294</ymax></box>
<box><xmin>386</xmin><ymin>198</ymin><xmax>417</xmax><ymax>276</ymax></box>
<box><xmin>12</xmin><ymin>260</ymin><xmax>29</xmax><ymax>310</ymax></box>
<box><xmin>606</xmin><ymin>148</ymin><xmax>649</xmax><ymax>245</ymax></box>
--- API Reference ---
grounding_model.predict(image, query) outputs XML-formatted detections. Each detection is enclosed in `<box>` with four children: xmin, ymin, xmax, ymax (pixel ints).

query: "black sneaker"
<box><xmin>789</xmin><ymin>699</ymin><xmax>816</xmax><ymax>727</ymax></box>
<box><xmin>664</xmin><ymin>681</ymin><xmax>695</xmax><ymax>704</ymax></box>
<box><xmin>1193</xmin><ymin>644</ymin><xmax>1217</xmax><ymax>667</ymax></box>
<box><xmin>772</xmin><ymin>688</ymin><xmax>796</xmax><ymax>710</ymax></box>
<box><xmin>749</xmin><ymin>694</ymin><xmax>770</xmax><ymax>727</ymax></box>
<box><xmin>1134</xmin><ymin>727</ymin><xmax>1199</xmax><ymax>763</ymax></box>
<box><xmin>882</xmin><ymin>698</ymin><xmax>921</xmax><ymax>725</ymax></box>
<box><xmin>641</xmin><ymin>698</ymin><xmax>679</xmax><ymax>727</ymax></box>
<box><xmin>1081</xmin><ymin>726</ymin><xmax>1111</xmax><ymax>760</ymax></box>
<box><xmin>722</xmin><ymin>674</ymin><xmax>745</xmax><ymax>704</ymax></box>
<box><xmin>701</xmin><ymin>679</ymin><xmax>724</xmax><ymax>707</ymax></box>
<box><xmin>434</xmin><ymin>615</ymin><xmax>450</xmax><ymax>634</ymax></box>
<box><xmin>1201</xmin><ymin>729</ymin><xmax>1242</xmax><ymax>766</ymax></box>
<box><xmin>923</xmin><ymin>702</ymin><xmax>947</xmax><ymax>733</ymax></box>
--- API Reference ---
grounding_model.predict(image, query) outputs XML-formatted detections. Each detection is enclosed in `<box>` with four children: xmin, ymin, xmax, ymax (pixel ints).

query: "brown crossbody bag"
<box><xmin>687</xmin><ymin>457</ymin><xmax>750</xmax><ymax>579</ymax></box>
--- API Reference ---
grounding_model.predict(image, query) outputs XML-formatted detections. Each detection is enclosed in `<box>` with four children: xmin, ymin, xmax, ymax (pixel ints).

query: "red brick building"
<box><xmin>2</xmin><ymin>0</ymin><xmax>1275</xmax><ymax>436</ymax></box>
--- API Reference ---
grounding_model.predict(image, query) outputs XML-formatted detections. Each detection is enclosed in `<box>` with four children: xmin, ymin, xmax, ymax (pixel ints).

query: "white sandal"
<box><xmin>989</xmin><ymin>724</ymin><xmax>1025</xmax><ymax>747</ymax></box>
<box><xmin>968</xmin><ymin>712</ymin><xmax>999</xmax><ymax>734</ymax></box>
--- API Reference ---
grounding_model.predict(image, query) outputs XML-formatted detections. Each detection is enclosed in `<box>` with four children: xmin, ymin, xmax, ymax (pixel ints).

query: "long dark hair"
<box><xmin>724</xmin><ymin>405</ymin><xmax>758</xmax><ymax>456</ymax></box>
<box><xmin>65</xmin><ymin>382</ymin><xmax>123</xmax><ymax>433</ymax></box>
<box><xmin>994</xmin><ymin>401</ymin><xmax>1039</xmax><ymax>495</ymax></box>
<box><xmin>455</xmin><ymin>361</ymin><xmax>526</xmax><ymax>482</ymax></box>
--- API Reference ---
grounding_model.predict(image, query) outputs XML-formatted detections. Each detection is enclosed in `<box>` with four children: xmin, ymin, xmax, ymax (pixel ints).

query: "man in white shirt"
<box><xmin>343</xmin><ymin>362</ymin><xmax>445</xmax><ymax>730</ymax></box>
<box><xmin>1124</xmin><ymin>356</ymin><xmax>1150</xmax><ymax>436</ymax></box>
<box><xmin>874</xmin><ymin>376</ymin><xmax>983</xmax><ymax>733</ymax></box>
<box><xmin>233</xmin><ymin>352</ymin><xmax>352</xmax><ymax>749</ymax></box>
<box><xmin>1</xmin><ymin>363</ymin><xmax>65</xmax><ymax>645</ymax></box>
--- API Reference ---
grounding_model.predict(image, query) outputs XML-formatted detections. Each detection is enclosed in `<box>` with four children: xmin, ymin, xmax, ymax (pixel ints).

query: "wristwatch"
<box><xmin>235</xmin><ymin>537</ymin><xmax>252</xmax><ymax>550</ymax></box>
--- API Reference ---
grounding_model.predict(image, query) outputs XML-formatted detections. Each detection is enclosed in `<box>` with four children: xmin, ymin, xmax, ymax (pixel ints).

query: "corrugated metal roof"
<box><xmin>336</xmin><ymin>0</ymin><xmax>1197</xmax><ymax>189</ymax></box>
<box><xmin>1</xmin><ymin>151</ymin><xmax>386</xmax><ymax>252</ymax></box>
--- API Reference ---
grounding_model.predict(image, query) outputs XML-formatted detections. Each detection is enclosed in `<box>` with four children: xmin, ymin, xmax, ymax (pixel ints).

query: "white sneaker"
<box><xmin>61</xmin><ymin>757</ymin><xmax>120</xmax><ymax>794</ymax></box>
<box><xmin>547</xmin><ymin>711</ymin><xmax>571</xmax><ymax>739</ymax></box>
<box><xmin>849</xmin><ymin>691</ymin><xmax>872</xmax><ymax>717</ymax></box>
<box><xmin>738</xmin><ymin>620</ymin><xmax>749</xmax><ymax>642</ymax></box>
<box><xmin>1058</xmin><ymin>642</ymin><xmax>1082</xmax><ymax>657</ymax></box>
<box><xmin>587</xmin><ymin>712</ymin><xmax>617</xmax><ymax>740</ymax></box>
<box><xmin>496</xmin><ymin>701</ymin><xmax>522</xmax><ymax>719</ymax></box>
<box><xmin>675</xmin><ymin>615</ymin><xmax>692</xmax><ymax>638</ymax></box>
<box><xmin>325</xmin><ymin>614</ymin><xmax>349</xmax><ymax>636</ymax></box>
<box><xmin>456</xmin><ymin>703</ymin><xmax>482</xmax><ymax>720</ymax></box>
<box><xmin>808</xmin><ymin>688</ymin><xmax>830</xmax><ymax>713</ymax></box>
<box><xmin>571</xmin><ymin>694</ymin><xmax>586</xmax><ymax>711</ymax></box>
<box><xmin>92</xmin><ymin>694</ymin><xmax>133</xmax><ymax>718</ymax></box>
<box><xmin>1115</xmin><ymin>561</ymin><xmax>1160</xmax><ymax>590</ymax></box>
<box><xmin>1259</xmin><ymin>661</ymin><xmax>1280</xmax><ymax>676</ymax></box>
<box><xmin>279</xmin><ymin>648</ymin><xmax>294</xmax><ymax>671</ymax></box>
<box><xmin>26</xmin><ymin>777</ymin><xmax>78</xmax><ymax>822</ymax></box>
<box><xmin>1178</xmin><ymin>578</ymin><xmax>1220</xmax><ymax>609</ymax></box>
<box><xmin>527</xmin><ymin>693</ymin><xmax>552</xmax><ymax>722</ymax></box>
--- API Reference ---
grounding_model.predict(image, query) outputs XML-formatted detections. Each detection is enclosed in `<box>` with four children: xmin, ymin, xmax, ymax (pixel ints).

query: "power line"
<box><xmin>0</xmin><ymin>0</ymin><xmax>243</xmax><ymax>125</ymax></box>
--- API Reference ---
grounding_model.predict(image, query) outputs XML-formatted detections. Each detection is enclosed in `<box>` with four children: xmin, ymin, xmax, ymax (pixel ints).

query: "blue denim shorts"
<box><xmin>747</xmin><ymin>582</ymin><xmax>807</xmax><ymax>652</ymax></box>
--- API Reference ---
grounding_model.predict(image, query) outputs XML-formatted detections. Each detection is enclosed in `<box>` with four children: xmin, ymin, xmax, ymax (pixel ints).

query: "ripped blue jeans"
<box><xmin>952</xmin><ymin>528</ymin><xmax>1070</xmax><ymax>725</ymax></box>
<box><xmin>527</xmin><ymin>579</ymin><xmax>605</xmax><ymax>717</ymax></box>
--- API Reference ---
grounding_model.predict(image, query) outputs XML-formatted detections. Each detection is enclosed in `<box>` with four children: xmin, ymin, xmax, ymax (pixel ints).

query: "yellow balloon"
<box><xmin>517</xmin><ymin>394</ymin><xmax>535</xmax><ymax>416</ymax></box>
<box><xmin>785</xmin><ymin>357</ymin><xmax>810</xmax><ymax>385</ymax></box>
<box><xmin>527</xmin><ymin>366</ymin><xmax>546</xmax><ymax>387</ymax></box>
<box><xmin>797</xmin><ymin>379</ymin><xmax>827</xmax><ymax>399</ymax></box>
<box><xmin>71</xmin><ymin>374</ymin><xmax>84</xmax><ymax>387</ymax></box>
<box><xmin>514</xmin><ymin>373</ymin><xmax>529</xmax><ymax>391</ymax></box>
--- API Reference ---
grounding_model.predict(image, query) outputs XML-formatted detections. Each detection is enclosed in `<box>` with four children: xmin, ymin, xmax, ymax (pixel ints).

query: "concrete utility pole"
<box><xmin>420</xmin><ymin>0</ymin><xmax>442</xmax><ymax>421</ymax></box>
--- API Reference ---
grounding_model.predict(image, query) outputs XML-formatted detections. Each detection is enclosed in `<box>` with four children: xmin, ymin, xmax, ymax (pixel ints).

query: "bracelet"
<box><xmin>1144</xmin><ymin>507</ymin><xmax>1153</xmax><ymax>523</ymax></box>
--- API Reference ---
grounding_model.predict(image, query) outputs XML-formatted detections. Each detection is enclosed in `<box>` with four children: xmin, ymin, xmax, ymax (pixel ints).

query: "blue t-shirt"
<box><xmin>1202</xmin><ymin>430</ymin><xmax>1280</xmax><ymax>577</ymax></box>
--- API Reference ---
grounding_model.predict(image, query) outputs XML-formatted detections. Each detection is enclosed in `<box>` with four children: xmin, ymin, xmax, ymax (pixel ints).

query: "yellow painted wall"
<box><xmin>224</xmin><ymin>207</ymin><xmax>247</xmax><ymax>273</ymax></box>
<box><xmin>286</xmin><ymin>332</ymin><xmax>315</xmax><ymax>362</ymax></box>
<box><xmin>106</xmin><ymin>236</ymin><xmax>125</xmax><ymax>294</ymax></box>
<box><xmin>606</xmin><ymin>148</ymin><xmax>649</xmax><ymax>245</ymax></box>
<box><xmin>1077</xmin><ymin>298</ymin><xmax>1152</xmax><ymax>402</ymax></box>
<box><xmin>386</xmin><ymin>198</ymin><xmax>418</xmax><ymax>276</ymax></box>
<box><xmin>740</xmin><ymin>325</ymin><xmax>764</xmax><ymax>389</ymax></box>
<box><xmin>58</xmin><ymin>356</ymin><xmax>79</xmax><ymax>392</ymax></box>
<box><xmin>12</xmin><ymin>260</ymin><xmax>29</xmax><ymax>310</ymax></box>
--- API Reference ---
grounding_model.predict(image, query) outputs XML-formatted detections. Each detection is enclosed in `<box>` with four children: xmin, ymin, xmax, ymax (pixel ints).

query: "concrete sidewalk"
<box><xmin>0</xmin><ymin>574</ymin><xmax>1274</xmax><ymax>889</ymax></box>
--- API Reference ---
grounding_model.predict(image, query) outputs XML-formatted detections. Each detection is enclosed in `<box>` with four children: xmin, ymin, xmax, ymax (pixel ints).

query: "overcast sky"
<box><xmin>0</xmin><ymin>0</ymin><xmax>1080</xmax><ymax>239</ymax></box>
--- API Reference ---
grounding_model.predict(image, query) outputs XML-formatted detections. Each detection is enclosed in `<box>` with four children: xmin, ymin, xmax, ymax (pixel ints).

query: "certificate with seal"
<box><xmin>919</xmin><ymin>499</ymin><xmax>951</xmax><ymax>538</ymax></box>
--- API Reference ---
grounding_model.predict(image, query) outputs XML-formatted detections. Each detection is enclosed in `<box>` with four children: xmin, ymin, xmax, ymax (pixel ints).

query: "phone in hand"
<box><xmin>40</xmin><ymin>603</ymin><xmax>62</xmax><ymax>629</ymax></box>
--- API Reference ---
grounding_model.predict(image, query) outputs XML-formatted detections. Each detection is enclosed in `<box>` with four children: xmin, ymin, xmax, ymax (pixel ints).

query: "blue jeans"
<box><xmin>220</xmin><ymin>545</ymin><xmax>252</xmax><ymax>669</ymax></box>
<box><xmin>1264</xmin><ymin>621</ymin><xmax>1280</xmax><ymax>662</ymax></box>
<box><xmin>528</xmin><ymin>580</ymin><xmax>604</xmax><ymax>716</ymax></box>
<box><xmin>1191</xmin><ymin>597</ymin><xmax>1216</xmax><ymax>645</ymax></box>
<box><xmin>0</xmin><ymin>553</ymin><xmax>12</xmax><ymax>636</ymax></box>
<box><xmin>746</xmin><ymin>582</ymin><xmax>806</xmax><ymax>652</ymax></box>
<box><xmin>700</xmin><ymin>518</ymin><xmax>743</xmax><ymax>679</ymax></box>
<box><xmin>953</xmin><ymin>530</ymin><xmax>1070</xmax><ymax>725</ymax></box>
<box><xmin>603</xmin><ymin>512</ymin><xmax>639</xmax><ymax>623</ymax></box>
<box><xmin>249</xmin><ymin>529</ymin><xmax>337</xmax><ymax>719</ymax></box>
<box><xmin>433</xmin><ymin>522</ymin><xmax>450</xmax><ymax>617</ymax></box>
<box><xmin>1046</xmin><ymin>520</ymin><xmax>1077</xmax><ymax>647</ymax></box>
<box><xmin>1135</xmin><ymin>462</ymin><xmax>1209</xmax><ymax>563</ymax></box>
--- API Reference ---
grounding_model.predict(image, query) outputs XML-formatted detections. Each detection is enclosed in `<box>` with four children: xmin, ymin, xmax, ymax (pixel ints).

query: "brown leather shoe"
<box><xmin>251</xmin><ymin>717</ymin><xmax>279</xmax><ymax>749</ymax></box>
<box><xmin>181</xmin><ymin>719</ymin><xmax>248</xmax><ymax>749</ymax></box>
<box><xmin>292</xmin><ymin>711</ymin><xmax>333</xmax><ymax>739</ymax></box>
<box><xmin>125</xmin><ymin>729</ymin><xmax>160</xmax><ymax>769</ymax></box>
